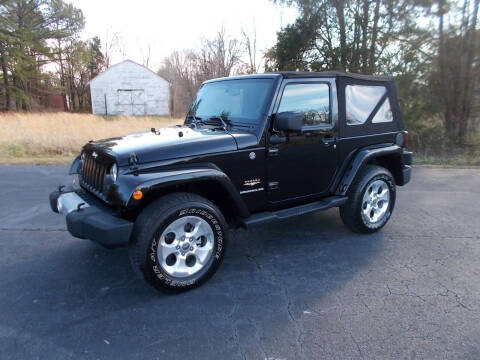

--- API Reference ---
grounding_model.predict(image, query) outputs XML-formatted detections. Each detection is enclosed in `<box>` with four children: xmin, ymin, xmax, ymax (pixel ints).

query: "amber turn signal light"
<box><xmin>132</xmin><ymin>190</ymin><xmax>143</xmax><ymax>200</ymax></box>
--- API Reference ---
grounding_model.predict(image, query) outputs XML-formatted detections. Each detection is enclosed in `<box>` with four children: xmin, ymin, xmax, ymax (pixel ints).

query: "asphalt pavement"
<box><xmin>0</xmin><ymin>165</ymin><xmax>479</xmax><ymax>360</ymax></box>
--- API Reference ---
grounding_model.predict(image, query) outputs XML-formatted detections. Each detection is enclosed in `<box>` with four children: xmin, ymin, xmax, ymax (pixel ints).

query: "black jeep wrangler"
<box><xmin>50</xmin><ymin>71</ymin><xmax>412</xmax><ymax>292</ymax></box>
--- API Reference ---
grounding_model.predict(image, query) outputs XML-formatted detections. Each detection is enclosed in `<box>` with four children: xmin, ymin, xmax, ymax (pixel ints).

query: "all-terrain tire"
<box><xmin>340</xmin><ymin>165</ymin><xmax>396</xmax><ymax>233</ymax></box>
<box><xmin>129</xmin><ymin>192</ymin><xmax>228</xmax><ymax>293</ymax></box>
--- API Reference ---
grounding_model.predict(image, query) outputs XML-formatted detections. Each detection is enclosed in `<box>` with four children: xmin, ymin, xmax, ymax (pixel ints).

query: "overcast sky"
<box><xmin>69</xmin><ymin>0</ymin><xmax>298</xmax><ymax>71</ymax></box>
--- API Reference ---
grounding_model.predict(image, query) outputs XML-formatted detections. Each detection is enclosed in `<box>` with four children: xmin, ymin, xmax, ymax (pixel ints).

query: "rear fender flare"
<box><xmin>336</xmin><ymin>145</ymin><xmax>402</xmax><ymax>196</ymax></box>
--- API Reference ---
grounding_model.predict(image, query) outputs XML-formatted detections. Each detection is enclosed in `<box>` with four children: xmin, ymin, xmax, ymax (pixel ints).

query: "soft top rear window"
<box><xmin>346</xmin><ymin>85</ymin><xmax>391</xmax><ymax>125</ymax></box>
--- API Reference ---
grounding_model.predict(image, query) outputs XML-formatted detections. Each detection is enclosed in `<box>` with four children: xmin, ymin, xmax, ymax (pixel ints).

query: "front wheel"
<box><xmin>129</xmin><ymin>193</ymin><xmax>228</xmax><ymax>292</ymax></box>
<box><xmin>340</xmin><ymin>165</ymin><xmax>396</xmax><ymax>233</ymax></box>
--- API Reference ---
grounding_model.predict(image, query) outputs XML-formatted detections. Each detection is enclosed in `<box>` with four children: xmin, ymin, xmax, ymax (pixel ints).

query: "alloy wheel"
<box><xmin>361</xmin><ymin>179</ymin><xmax>390</xmax><ymax>224</ymax></box>
<box><xmin>157</xmin><ymin>216</ymin><xmax>214</xmax><ymax>278</ymax></box>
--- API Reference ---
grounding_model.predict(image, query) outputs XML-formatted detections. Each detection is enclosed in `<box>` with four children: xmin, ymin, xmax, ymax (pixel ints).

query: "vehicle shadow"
<box><xmin>0</xmin><ymin>208</ymin><xmax>385</xmax><ymax>359</ymax></box>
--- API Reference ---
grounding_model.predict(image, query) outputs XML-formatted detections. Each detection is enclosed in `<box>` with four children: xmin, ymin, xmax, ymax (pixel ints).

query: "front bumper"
<box><xmin>50</xmin><ymin>187</ymin><xmax>133</xmax><ymax>249</ymax></box>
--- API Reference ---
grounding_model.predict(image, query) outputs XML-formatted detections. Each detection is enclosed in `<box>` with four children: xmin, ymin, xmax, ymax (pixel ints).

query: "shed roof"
<box><xmin>89</xmin><ymin>60</ymin><xmax>168</xmax><ymax>85</ymax></box>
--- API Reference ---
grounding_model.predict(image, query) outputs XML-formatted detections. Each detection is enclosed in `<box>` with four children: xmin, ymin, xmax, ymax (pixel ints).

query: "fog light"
<box><xmin>132</xmin><ymin>190</ymin><xmax>143</xmax><ymax>200</ymax></box>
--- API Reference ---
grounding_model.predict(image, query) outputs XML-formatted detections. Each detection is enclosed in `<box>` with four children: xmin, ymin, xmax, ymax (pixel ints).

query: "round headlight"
<box><xmin>57</xmin><ymin>199</ymin><xmax>63</xmax><ymax>213</ymax></box>
<box><xmin>110</xmin><ymin>163</ymin><xmax>118</xmax><ymax>182</ymax></box>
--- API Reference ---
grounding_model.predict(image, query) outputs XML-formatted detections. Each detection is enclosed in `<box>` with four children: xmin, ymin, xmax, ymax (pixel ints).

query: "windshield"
<box><xmin>187</xmin><ymin>78</ymin><xmax>274</xmax><ymax>125</ymax></box>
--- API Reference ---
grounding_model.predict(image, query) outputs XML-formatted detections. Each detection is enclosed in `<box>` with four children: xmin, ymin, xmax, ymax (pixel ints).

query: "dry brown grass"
<box><xmin>0</xmin><ymin>112</ymin><xmax>182</xmax><ymax>164</ymax></box>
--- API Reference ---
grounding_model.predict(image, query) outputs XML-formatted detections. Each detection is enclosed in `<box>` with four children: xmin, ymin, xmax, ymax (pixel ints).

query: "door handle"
<box><xmin>321</xmin><ymin>136</ymin><xmax>336</xmax><ymax>146</ymax></box>
<box><xmin>268</xmin><ymin>148</ymin><xmax>279</xmax><ymax>156</ymax></box>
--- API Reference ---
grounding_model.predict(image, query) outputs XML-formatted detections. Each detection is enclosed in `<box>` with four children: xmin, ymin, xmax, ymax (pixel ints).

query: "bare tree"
<box><xmin>158</xmin><ymin>29</ymin><xmax>244</xmax><ymax>117</ymax></box>
<box><xmin>158</xmin><ymin>50</ymin><xmax>199</xmax><ymax>117</ymax></box>
<box><xmin>103</xmin><ymin>27</ymin><xmax>125</xmax><ymax>68</ymax></box>
<box><xmin>138</xmin><ymin>39</ymin><xmax>156</xmax><ymax>68</ymax></box>
<box><xmin>195</xmin><ymin>28</ymin><xmax>243</xmax><ymax>82</ymax></box>
<box><xmin>141</xmin><ymin>43</ymin><xmax>151</xmax><ymax>68</ymax></box>
<box><xmin>241</xmin><ymin>20</ymin><xmax>260</xmax><ymax>74</ymax></box>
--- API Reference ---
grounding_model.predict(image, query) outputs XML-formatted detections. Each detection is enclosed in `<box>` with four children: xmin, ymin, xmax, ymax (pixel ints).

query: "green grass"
<box><xmin>0</xmin><ymin>112</ymin><xmax>479</xmax><ymax>167</ymax></box>
<box><xmin>413</xmin><ymin>152</ymin><xmax>480</xmax><ymax>167</ymax></box>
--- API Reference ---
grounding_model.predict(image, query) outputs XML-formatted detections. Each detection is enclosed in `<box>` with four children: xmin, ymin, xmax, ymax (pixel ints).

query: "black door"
<box><xmin>267</xmin><ymin>79</ymin><xmax>338</xmax><ymax>203</ymax></box>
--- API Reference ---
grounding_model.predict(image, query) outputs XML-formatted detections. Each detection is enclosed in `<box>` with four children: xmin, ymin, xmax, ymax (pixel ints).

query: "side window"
<box><xmin>372</xmin><ymin>98</ymin><xmax>393</xmax><ymax>123</ymax></box>
<box><xmin>346</xmin><ymin>85</ymin><xmax>391</xmax><ymax>125</ymax></box>
<box><xmin>278</xmin><ymin>83</ymin><xmax>330</xmax><ymax>126</ymax></box>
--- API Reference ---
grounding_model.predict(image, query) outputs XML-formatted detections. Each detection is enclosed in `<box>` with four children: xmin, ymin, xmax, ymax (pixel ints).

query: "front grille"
<box><xmin>81</xmin><ymin>153</ymin><xmax>111</xmax><ymax>194</ymax></box>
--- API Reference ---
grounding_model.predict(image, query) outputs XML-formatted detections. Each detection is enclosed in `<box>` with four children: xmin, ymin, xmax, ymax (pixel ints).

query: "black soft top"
<box><xmin>204</xmin><ymin>71</ymin><xmax>393</xmax><ymax>84</ymax></box>
<box><xmin>275</xmin><ymin>71</ymin><xmax>393</xmax><ymax>82</ymax></box>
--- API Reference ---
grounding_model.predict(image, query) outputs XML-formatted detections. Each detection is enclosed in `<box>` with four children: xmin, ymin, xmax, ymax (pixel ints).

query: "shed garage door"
<box><xmin>117</xmin><ymin>89</ymin><xmax>145</xmax><ymax>115</ymax></box>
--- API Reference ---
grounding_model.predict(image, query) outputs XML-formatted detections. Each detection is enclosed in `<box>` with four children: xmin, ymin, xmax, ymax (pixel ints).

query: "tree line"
<box><xmin>263</xmin><ymin>0</ymin><xmax>479</xmax><ymax>150</ymax></box>
<box><xmin>159</xmin><ymin>0</ymin><xmax>480</xmax><ymax>153</ymax></box>
<box><xmin>1</xmin><ymin>0</ymin><xmax>479</xmax><ymax>154</ymax></box>
<box><xmin>0</xmin><ymin>0</ymin><xmax>105</xmax><ymax>112</ymax></box>
<box><xmin>158</xmin><ymin>28</ymin><xmax>254</xmax><ymax>118</ymax></box>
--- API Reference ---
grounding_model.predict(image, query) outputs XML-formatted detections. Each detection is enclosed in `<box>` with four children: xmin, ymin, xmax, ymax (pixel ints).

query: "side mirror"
<box><xmin>274</xmin><ymin>112</ymin><xmax>303</xmax><ymax>132</ymax></box>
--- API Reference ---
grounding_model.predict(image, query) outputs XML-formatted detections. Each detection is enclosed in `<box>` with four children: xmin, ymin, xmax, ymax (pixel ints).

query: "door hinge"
<box><xmin>268</xmin><ymin>181</ymin><xmax>279</xmax><ymax>190</ymax></box>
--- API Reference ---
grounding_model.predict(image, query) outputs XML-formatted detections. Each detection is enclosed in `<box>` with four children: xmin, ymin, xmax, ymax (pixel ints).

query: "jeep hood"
<box><xmin>84</xmin><ymin>126</ymin><xmax>256</xmax><ymax>166</ymax></box>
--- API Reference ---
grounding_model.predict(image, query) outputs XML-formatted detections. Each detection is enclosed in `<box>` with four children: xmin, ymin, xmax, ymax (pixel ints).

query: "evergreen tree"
<box><xmin>0</xmin><ymin>0</ymin><xmax>84</xmax><ymax>110</ymax></box>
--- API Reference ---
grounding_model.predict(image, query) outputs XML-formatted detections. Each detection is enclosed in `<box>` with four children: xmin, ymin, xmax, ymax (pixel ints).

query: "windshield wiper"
<box><xmin>185</xmin><ymin>115</ymin><xmax>202</xmax><ymax>121</ymax></box>
<box><xmin>188</xmin><ymin>115</ymin><xmax>252</xmax><ymax>130</ymax></box>
<box><xmin>185</xmin><ymin>115</ymin><xmax>203</xmax><ymax>127</ymax></box>
<box><xmin>203</xmin><ymin>116</ymin><xmax>228</xmax><ymax>131</ymax></box>
<box><xmin>224</xmin><ymin>121</ymin><xmax>252</xmax><ymax>129</ymax></box>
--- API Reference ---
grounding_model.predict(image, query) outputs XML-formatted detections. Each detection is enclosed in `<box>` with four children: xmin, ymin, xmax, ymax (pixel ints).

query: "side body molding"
<box><xmin>119</xmin><ymin>165</ymin><xmax>250</xmax><ymax>218</ymax></box>
<box><xmin>335</xmin><ymin>144</ymin><xmax>402</xmax><ymax>196</ymax></box>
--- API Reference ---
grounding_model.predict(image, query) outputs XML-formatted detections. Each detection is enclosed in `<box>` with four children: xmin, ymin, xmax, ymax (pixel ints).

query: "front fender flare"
<box><xmin>68</xmin><ymin>155</ymin><xmax>82</xmax><ymax>175</ymax></box>
<box><xmin>335</xmin><ymin>145</ymin><xmax>402</xmax><ymax>196</ymax></box>
<box><xmin>112</xmin><ymin>166</ymin><xmax>250</xmax><ymax>218</ymax></box>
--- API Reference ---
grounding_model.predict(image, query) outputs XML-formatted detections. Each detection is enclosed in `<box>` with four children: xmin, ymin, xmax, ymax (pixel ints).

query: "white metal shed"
<box><xmin>89</xmin><ymin>60</ymin><xmax>170</xmax><ymax>116</ymax></box>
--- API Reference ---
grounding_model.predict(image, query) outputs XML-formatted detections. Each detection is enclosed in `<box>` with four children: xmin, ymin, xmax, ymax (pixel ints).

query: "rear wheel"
<box><xmin>129</xmin><ymin>193</ymin><xmax>228</xmax><ymax>292</ymax></box>
<box><xmin>340</xmin><ymin>165</ymin><xmax>396</xmax><ymax>233</ymax></box>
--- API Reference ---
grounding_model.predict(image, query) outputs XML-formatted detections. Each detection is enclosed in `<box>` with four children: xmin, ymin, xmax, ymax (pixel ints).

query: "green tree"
<box><xmin>0</xmin><ymin>0</ymin><xmax>84</xmax><ymax>110</ymax></box>
<box><xmin>86</xmin><ymin>36</ymin><xmax>104</xmax><ymax>79</ymax></box>
<box><xmin>435</xmin><ymin>0</ymin><xmax>480</xmax><ymax>147</ymax></box>
<box><xmin>62</xmin><ymin>37</ymin><xmax>105</xmax><ymax>111</ymax></box>
<box><xmin>266</xmin><ymin>0</ymin><xmax>431</xmax><ymax>74</ymax></box>
<box><xmin>50</xmin><ymin>0</ymin><xmax>84</xmax><ymax>110</ymax></box>
<box><xmin>268</xmin><ymin>0</ymin><xmax>480</xmax><ymax>152</ymax></box>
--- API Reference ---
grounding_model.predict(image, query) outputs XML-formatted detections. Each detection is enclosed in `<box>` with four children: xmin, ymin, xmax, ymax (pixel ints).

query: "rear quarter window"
<box><xmin>372</xmin><ymin>98</ymin><xmax>393</xmax><ymax>123</ymax></box>
<box><xmin>346</xmin><ymin>85</ymin><xmax>392</xmax><ymax>125</ymax></box>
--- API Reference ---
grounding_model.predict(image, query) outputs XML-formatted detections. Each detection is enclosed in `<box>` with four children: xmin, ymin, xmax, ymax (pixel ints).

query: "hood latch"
<box><xmin>129</xmin><ymin>152</ymin><xmax>139</xmax><ymax>172</ymax></box>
